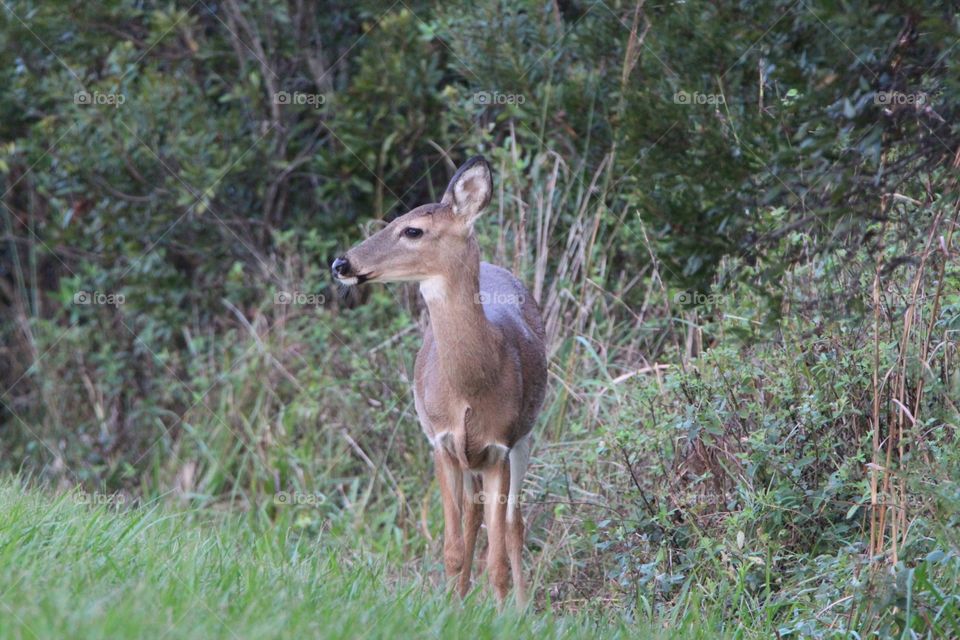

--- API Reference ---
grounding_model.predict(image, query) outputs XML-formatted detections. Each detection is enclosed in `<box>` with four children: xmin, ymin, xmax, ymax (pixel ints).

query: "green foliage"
<box><xmin>1</xmin><ymin>0</ymin><xmax>958</xmax><ymax>636</ymax></box>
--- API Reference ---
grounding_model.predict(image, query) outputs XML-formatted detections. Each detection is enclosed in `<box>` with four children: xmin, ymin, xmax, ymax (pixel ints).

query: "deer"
<box><xmin>331</xmin><ymin>156</ymin><xmax>547</xmax><ymax>607</ymax></box>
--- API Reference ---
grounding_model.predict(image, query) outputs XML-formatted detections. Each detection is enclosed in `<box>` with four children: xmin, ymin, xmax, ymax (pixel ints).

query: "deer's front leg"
<box><xmin>481</xmin><ymin>455</ymin><xmax>510</xmax><ymax>607</ymax></box>
<box><xmin>459</xmin><ymin>471</ymin><xmax>483</xmax><ymax>598</ymax></box>
<box><xmin>434</xmin><ymin>446</ymin><xmax>464</xmax><ymax>588</ymax></box>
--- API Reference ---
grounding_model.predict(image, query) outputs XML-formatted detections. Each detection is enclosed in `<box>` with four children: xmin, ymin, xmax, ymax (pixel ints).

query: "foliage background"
<box><xmin>1</xmin><ymin>0</ymin><xmax>958</xmax><ymax>637</ymax></box>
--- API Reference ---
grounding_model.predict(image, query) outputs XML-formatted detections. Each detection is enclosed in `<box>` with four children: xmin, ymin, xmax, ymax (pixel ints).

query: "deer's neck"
<box><xmin>420</xmin><ymin>242</ymin><xmax>502</xmax><ymax>396</ymax></box>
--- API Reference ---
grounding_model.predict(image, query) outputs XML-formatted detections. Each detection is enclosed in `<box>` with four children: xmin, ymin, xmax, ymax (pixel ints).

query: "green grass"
<box><xmin>5</xmin><ymin>475</ymin><xmax>957</xmax><ymax>640</ymax></box>
<box><xmin>0</xmin><ymin>479</ymin><xmax>658</xmax><ymax>639</ymax></box>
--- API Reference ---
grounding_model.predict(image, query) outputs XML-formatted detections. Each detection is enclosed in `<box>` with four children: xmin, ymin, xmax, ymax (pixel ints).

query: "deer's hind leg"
<box><xmin>506</xmin><ymin>434</ymin><xmax>532</xmax><ymax>607</ymax></box>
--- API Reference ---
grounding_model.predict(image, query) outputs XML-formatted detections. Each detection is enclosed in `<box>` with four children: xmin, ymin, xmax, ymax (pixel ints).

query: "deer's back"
<box><xmin>477</xmin><ymin>262</ymin><xmax>547</xmax><ymax>438</ymax></box>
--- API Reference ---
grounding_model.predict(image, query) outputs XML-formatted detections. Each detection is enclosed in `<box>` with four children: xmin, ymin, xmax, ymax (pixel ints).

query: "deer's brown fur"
<box><xmin>332</xmin><ymin>157</ymin><xmax>547</xmax><ymax>606</ymax></box>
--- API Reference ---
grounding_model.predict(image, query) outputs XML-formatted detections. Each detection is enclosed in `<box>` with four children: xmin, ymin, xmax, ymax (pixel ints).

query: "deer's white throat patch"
<box><xmin>419</xmin><ymin>277</ymin><xmax>447</xmax><ymax>303</ymax></box>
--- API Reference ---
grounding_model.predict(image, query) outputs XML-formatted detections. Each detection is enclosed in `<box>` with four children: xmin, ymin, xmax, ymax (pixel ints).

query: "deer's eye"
<box><xmin>402</xmin><ymin>227</ymin><xmax>424</xmax><ymax>239</ymax></box>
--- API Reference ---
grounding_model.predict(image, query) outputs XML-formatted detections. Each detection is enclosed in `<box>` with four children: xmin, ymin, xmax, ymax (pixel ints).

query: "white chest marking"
<box><xmin>419</xmin><ymin>277</ymin><xmax>447</xmax><ymax>303</ymax></box>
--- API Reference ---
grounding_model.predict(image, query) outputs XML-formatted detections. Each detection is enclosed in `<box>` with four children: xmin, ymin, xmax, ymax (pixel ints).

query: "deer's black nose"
<box><xmin>331</xmin><ymin>256</ymin><xmax>351</xmax><ymax>278</ymax></box>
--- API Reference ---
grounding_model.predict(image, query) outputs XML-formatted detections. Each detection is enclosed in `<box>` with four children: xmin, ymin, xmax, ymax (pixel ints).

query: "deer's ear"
<box><xmin>441</xmin><ymin>156</ymin><xmax>492</xmax><ymax>226</ymax></box>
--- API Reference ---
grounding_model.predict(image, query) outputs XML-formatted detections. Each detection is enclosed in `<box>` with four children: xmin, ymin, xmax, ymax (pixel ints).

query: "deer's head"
<box><xmin>331</xmin><ymin>156</ymin><xmax>492</xmax><ymax>285</ymax></box>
